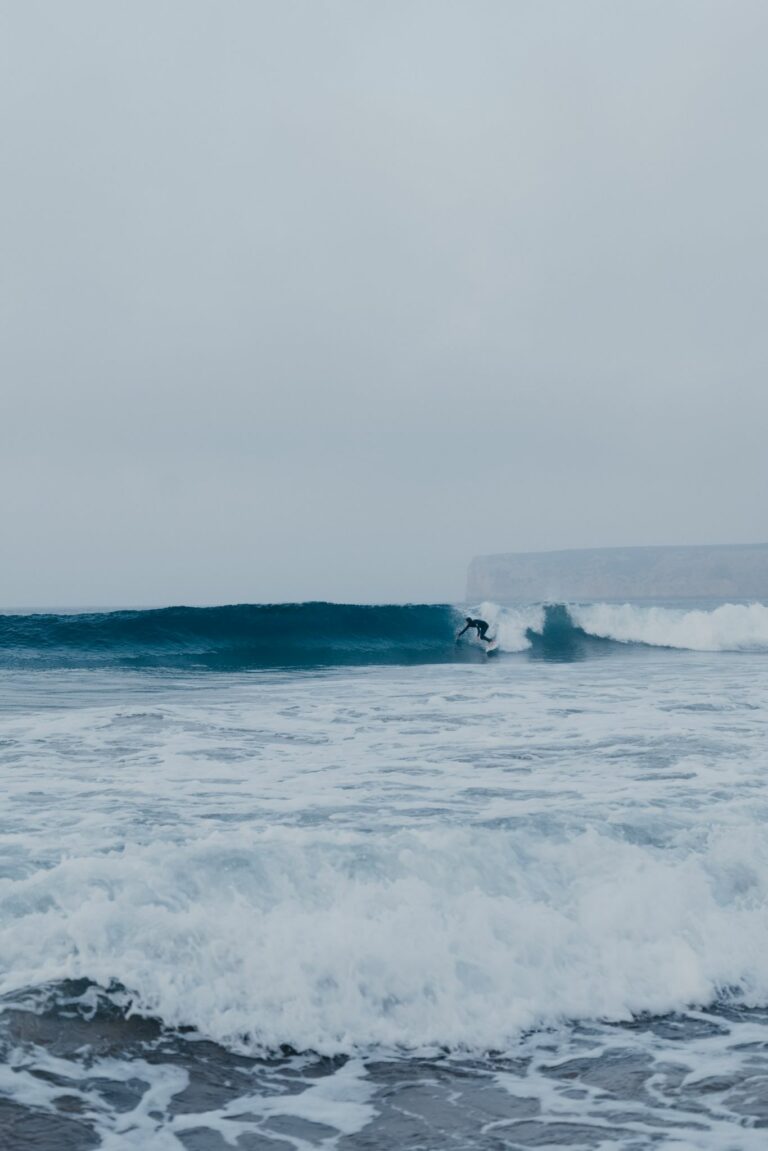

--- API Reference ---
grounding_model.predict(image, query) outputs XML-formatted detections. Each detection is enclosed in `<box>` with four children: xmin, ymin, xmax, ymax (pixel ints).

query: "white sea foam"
<box><xmin>3</xmin><ymin>821</ymin><xmax>768</xmax><ymax>1055</ymax></box>
<box><xmin>571</xmin><ymin>600</ymin><xmax>768</xmax><ymax>651</ymax></box>
<box><xmin>473</xmin><ymin>601</ymin><xmax>545</xmax><ymax>651</ymax></box>
<box><xmin>3</xmin><ymin>654</ymin><xmax>768</xmax><ymax>1145</ymax></box>
<box><xmin>2</xmin><ymin>656</ymin><xmax>768</xmax><ymax>1060</ymax></box>
<box><xmin>471</xmin><ymin>599</ymin><xmax>768</xmax><ymax>652</ymax></box>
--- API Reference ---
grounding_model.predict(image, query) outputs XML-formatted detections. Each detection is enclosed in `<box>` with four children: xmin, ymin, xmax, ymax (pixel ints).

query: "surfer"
<box><xmin>457</xmin><ymin>617</ymin><xmax>493</xmax><ymax>643</ymax></box>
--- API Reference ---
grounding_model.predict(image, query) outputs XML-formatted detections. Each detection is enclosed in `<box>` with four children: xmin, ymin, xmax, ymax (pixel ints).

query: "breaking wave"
<box><xmin>570</xmin><ymin>600</ymin><xmax>768</xmax><ymax>651</ymax></box>
<box><xmin>0</xmin><ymin>600</ymin><xmax>766</xmax><ymax>669</ymax></box>
<box><xmin>475</xmin><ymin>600</ymin><xmax>768</xmax><ymax>657</ymax></box>
<box><xmin>4</xmin><ymin>824</ymin><xmax>768</xmax><ymax>1056</ymax></box>
<box><xmin>0</xmin><ymin>604</ymin><xmax>466</xmax><ymax>670</ymax></box>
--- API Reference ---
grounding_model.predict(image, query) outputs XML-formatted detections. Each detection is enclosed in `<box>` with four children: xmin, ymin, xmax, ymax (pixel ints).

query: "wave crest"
<box><xmin>570</xmin><ymin>601</ymin><xmax>768</xmax><ymax>651</ymax></box>
<box><xmin>3</xmin><ymin>825</ymin><xmax>768</xmax><ymax>1055</ymax></box>
<box><xmin>1</xmin><ymin>599</ymin><xmax>766</xmax><ymax>669</ymax></box>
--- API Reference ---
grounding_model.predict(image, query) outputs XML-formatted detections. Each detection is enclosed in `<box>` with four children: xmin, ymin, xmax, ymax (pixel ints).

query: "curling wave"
<box><xmin>0</xmin><ymin>599</ymin><xmax>766</xmax><ymax>670</ymax></box>
<box><xmin>481</xmin><ymin>600</ymin><xmax>768</xmax><ymax>656</ymax></box>
<box><xmin>570</xmin><ymin>600</ymin><xmax>768</xmax><ymax>651</ymax></box>
<box><xmin>0</xmin><ymin>604</ymin><xmax>469</xmax><ymax>670</ymax></box>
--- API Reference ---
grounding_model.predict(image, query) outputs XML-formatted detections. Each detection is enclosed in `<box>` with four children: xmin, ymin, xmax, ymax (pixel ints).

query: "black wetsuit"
<box><xmin>457</xmin><ymin>617</ymin><xmax>491</xmax><ymax>642</ymax></box>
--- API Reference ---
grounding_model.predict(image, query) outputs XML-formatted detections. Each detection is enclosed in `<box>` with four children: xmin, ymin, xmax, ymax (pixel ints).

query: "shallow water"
<box><xmin>2</xmin><ymin>645</ymin><xmax>768</xmax><ymax>1148</ymax></box>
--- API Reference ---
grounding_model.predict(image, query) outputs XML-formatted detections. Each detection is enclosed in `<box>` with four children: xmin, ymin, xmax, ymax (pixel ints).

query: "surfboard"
<box><xmin>457</xmin><ymin>626</ymin><xmax>499</xmax><ymax>653</ymax></box>
<box><xmin>467</xmin><ymin>633</ymin><xmax>498</xmax><ymax>653</ymax></box>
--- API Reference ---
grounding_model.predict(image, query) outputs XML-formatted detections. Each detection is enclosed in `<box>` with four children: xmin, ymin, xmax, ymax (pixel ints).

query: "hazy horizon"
<box><xmin>0</xmin><ymin>539</ymin><xmax>765</xmax><ymax>611</ymax></box>
<box><xmin>3</xmin><ymin>1</ymin><xmax>767</xmax><ymax>605</ymax></box>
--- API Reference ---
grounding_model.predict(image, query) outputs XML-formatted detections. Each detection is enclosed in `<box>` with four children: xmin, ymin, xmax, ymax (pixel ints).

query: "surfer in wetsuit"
<box><xmin>457</xmin><ymin>617</ymin><xmax>492</xmax><ymax>643</ymax></box>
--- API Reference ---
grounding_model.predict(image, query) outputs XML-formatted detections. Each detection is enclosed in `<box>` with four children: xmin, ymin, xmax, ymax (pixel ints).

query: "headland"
<box><xmin>467</xmin><ymin>544</ymin><xmax>768</xmax><ymax>602</ymax></box>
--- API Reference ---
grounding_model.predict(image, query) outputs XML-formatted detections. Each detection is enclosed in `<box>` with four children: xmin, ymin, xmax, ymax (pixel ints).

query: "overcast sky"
<box><xmin>2</xmin><ymin>1</ymin><xmax>767</xmax><ymax>605</ymax></box>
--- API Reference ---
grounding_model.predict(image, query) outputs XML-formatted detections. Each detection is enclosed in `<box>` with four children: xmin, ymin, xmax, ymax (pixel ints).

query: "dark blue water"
<box><xmin>0</xmin><ymin>602</ymin><xmax>687</xmax><ymax>669</ymax></box>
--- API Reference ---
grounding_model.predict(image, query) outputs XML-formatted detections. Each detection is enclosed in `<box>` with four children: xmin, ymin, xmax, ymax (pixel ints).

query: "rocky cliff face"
<box><xmin>467</xmin><ymin>544</ymin><xmax>768</xmax><ymax>602</ymax></box>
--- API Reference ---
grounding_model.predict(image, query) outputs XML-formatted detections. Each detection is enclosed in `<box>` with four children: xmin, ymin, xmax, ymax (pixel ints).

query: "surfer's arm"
<box><xmin>456</xmin><ymin>624</ymin><xmax>470</xmax><ymax>639</ymax></box>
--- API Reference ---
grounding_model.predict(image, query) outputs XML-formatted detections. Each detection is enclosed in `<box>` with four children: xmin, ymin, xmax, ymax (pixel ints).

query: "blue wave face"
<box><xmin>2</xmin><ymin>601</ymin><xmax>764</xmax><ymax>669</ymax></box>
<box><xmin>524</xmin><ymin>603</ymin><xmax>614</xmax><ymax>662</ymax></box>
<box><xmin>0</xmin><ymin>604</ymin><xmax>480</xmax><ymax>670</ymax></box>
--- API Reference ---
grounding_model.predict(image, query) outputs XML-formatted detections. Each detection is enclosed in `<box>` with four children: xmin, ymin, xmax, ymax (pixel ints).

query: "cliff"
<box><xmin>467</xmin><ymin>544</ymin><xmax>768</xmax><ymax>602</ymax></box>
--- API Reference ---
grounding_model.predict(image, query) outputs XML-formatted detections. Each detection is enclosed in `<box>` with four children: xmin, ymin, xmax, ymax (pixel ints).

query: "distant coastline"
<box><xmin>467</xmin><ymin>543</ymin><xmax>768</xmax><ymax>602</ymax></box>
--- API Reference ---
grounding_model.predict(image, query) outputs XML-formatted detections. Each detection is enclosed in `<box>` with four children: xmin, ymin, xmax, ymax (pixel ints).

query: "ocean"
<box><xmin>1</xmin><ymin>599</ymin><xmax>768</xmax><ymax>1150</ymax></box>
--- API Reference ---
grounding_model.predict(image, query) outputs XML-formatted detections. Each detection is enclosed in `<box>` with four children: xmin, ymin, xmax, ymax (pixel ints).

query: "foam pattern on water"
<box><xmin>570</xmin><ymin>601</ymin><xmax>768</xmax><ymax>651</ymax></box>
<box><xmin>4</xmin><ymin>823</ymin><xmax>768</xmax><ymax>1056</ymax></box>
<box><xmin>2</xmin><ymin>653</ymin><xmax>768</xmax><ymax>1147</ymax></box>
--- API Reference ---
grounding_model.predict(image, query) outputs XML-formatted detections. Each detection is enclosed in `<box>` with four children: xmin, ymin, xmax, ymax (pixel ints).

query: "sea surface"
<box><xmin>1</xmin><ymin>600</ymin><xmax>768</xmax><ymax>1150</ymax></box>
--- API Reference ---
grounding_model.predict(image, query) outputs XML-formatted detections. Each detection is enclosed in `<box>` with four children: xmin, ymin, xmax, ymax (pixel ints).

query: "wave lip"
<box><xmin>571</xmin><ymin>602</ymin><xmax>768</xmax><ymax>651</ymax></box>
<box><xmin>473</xmin><ymin>601</ymin><xmax>768</xmax><ymax>657</ymax></box>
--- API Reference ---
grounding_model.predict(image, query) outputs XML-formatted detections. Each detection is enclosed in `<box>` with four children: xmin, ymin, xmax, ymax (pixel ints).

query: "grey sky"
<box><xmin>2</xmin><ymin>0</ymin><xmax>767</xmax><ymax>605</ymax></box>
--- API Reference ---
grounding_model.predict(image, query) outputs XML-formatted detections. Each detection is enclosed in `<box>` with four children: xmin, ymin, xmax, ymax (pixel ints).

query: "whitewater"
<box><xmin>1</xmin><ymin>599</ymin><xmax>768</xmax><ymax>1149</ymax></box>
